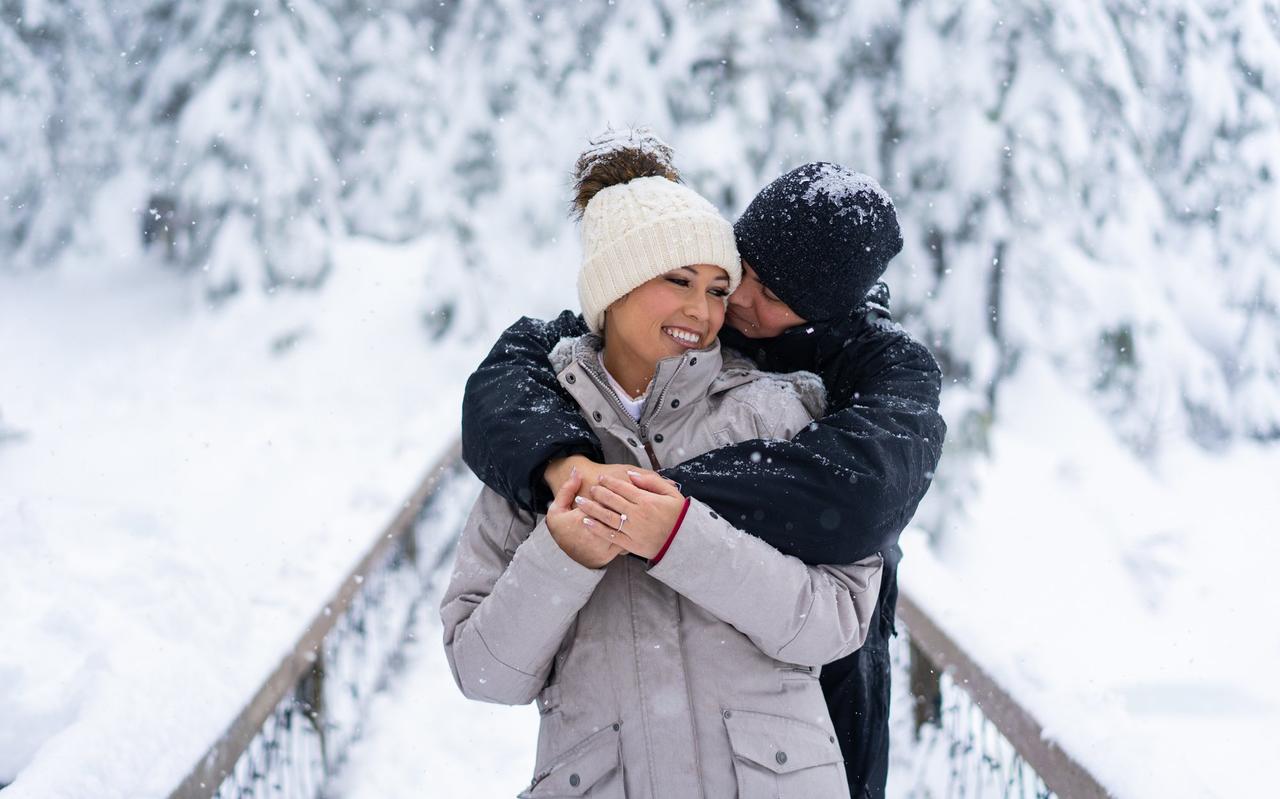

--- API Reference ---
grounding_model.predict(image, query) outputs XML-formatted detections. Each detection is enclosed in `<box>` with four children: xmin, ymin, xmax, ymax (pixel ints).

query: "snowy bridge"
<box><xmin>163</xmin><ymin>442</ymin><xmax>1112</xmax><ymax>799</ymax></box>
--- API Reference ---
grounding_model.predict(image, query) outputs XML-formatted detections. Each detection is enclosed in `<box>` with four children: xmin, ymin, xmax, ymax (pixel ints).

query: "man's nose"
<box><xmin>727</xmin><ymin>282</ymin><xmax>752</xmax><ymax>307</ymax></box>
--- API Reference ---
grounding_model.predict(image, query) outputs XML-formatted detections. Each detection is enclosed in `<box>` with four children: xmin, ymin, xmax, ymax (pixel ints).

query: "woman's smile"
<box><xmin>662</xmin><ymin>325</ymin><xmax>703</xmax><ymax>348</ymax></box>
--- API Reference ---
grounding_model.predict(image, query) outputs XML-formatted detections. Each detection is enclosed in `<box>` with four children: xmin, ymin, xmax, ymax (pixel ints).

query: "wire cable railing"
<box><xmin>165</xmin><ymin>440</ymin><xmax>1113</xmax><ymax>798</ymax></box>
<box><xmin>167</xmin><ymin>442</ymin><xmax>471</xmax><ymax>799</ymax></box>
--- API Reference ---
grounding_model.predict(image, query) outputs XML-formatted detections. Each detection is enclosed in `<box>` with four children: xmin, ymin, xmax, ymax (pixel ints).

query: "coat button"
<box><xmin>612</xmin><ymin>722</ymin><xmax>620</xmax><ymax>731</ymax></box>
<box><xmin>689</xmin><ymin>357</ymin><xmax>698</xmax><ymax>366</ymax></box>
<box><xmin>670</xmin><ymin>398</ymin><xmax>680</xmax><ymax>408</ymax></box>
<box><xmin>709</xmin><ymin>511</ymin><xmax>718</xmax><ymax>520</ymax></box>
<box><xmin>569</xmin><ymin>773</ymin><xmax>580</xmax><ymax>787</ymax></box>
<box><xmin>653</xmin><ymin>433</ymin><xmax>664</xmax><ymax>443</ymax></box>
<box><xmin>776</xmin><ymin>751</ymin><xmax>788</xmax><ymax>765</ymax></box>
<box><xmin>722</xmin><ymin>710</ymin><xmax>732</xmax><ymax>719</ymax></box>
<box><xmin>627</xmin><ymin>437</ymin><xmax>638</xmax><ymax>447</ymax></box>
<box><xmin>593</xmin><ymin>411</ymin><xmax>603</xmax><ymax>421</ymax></box>
<box><xmin>565</xmin><ymin>373</ymin><xmax>576</xmax><ymax>384</ymax></box>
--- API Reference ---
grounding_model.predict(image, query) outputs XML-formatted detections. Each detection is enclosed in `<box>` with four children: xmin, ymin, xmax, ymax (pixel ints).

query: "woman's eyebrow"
<box><xmin>678</xmin><ymin>265</ymin><xmax>731</xmax><ymax>282</ymax></box>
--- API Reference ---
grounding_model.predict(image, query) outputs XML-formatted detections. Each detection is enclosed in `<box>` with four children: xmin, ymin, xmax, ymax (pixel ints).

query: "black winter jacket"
<box><xmin>460</xmin><ymin>288</ymin><xmax>945</xmax><ymax>798</ymax></box>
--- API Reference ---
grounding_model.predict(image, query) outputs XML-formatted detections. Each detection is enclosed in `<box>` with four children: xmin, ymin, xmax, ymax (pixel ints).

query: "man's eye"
<box><xmin>762</xmin><ymin>288</ymin><xmax>782</xmax><ymax>302</ymax></box>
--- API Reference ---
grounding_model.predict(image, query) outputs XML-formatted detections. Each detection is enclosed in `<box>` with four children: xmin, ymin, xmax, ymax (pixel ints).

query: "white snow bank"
<box><xmin>903</xmin><ymin>357</ymin><xmax>1280</xmax><ymax>799</ymax></box>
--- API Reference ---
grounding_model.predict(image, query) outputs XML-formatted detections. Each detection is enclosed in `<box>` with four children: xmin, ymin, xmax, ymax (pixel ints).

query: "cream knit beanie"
<box><xmin>577</xmin><ymin>175</ymin><xmax>741</xmax><ymax>333</ymax></box>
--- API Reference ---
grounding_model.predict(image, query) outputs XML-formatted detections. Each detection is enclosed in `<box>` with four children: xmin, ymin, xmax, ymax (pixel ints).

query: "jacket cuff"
<box><xmin>648</xmin><ymin>497</ymin><xmax>690</xmax><ymax>566</ymax></box>
<box><xmin>645</xmin><ymin>499</ymin><xmax>725</xmax><ymax>583</ymax></box>
<box><xmin>517</xmin><ymin>521</ymin><xmax>609</xmax><ymax>599</ymax></box>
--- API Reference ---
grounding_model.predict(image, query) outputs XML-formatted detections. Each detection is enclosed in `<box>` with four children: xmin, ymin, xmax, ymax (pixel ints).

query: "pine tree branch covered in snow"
<box><xmin>2</xmin><ymin>0</ymin><xmax>1278</xmax><ymax>453</ymax></box>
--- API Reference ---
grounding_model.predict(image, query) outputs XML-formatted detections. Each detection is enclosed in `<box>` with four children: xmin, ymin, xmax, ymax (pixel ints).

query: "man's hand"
<box><xmin>545</xmin><ymin>454</ymin><xmax>637</xmax><ymax>496</ymax></box>
<box><xmin>545</xmin><ymin>468</ymin><xmax>624</xmax><ymax>569</ymax></box>
<box><xmin>575</xmin><ymin>470</ymin><xmax>686</xmax><ymax>560</ymax></box>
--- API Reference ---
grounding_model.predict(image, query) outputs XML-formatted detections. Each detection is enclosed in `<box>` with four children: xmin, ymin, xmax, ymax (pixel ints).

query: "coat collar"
<box><xmin>550</xmin><ymin>334</ymin><xmax>747</xmax><ymax>431</ymax></box>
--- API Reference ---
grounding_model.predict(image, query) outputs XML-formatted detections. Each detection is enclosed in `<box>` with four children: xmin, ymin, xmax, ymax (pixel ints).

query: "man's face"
<box><xmin>725</xmin><ymin>261</ymin><xmax>807</xmax><ymax>338</ymax></box>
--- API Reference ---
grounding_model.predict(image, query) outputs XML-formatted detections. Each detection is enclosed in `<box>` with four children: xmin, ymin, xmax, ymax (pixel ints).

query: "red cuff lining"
<box><xmin>649</xmin><ymin>497</ymin><xmax>691</xmax><ymax>566</ymax></box>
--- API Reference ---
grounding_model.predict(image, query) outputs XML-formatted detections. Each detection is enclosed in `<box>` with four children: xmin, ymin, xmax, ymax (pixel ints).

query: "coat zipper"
<box><xmin>581</xmin><ymin>355</ymin><xmax>687</xmax><ymax>471</ymax></box>
<box><xmin>635</xmin><ymin>359</ymin><xmax>685</xmax><ymax>469</ymax></box>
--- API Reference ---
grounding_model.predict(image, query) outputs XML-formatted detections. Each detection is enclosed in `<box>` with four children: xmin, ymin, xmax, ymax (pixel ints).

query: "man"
<box><xmin>462</xmin><ymin>160</ymin><xmax>945</xmax><ymax>797</ymax></box>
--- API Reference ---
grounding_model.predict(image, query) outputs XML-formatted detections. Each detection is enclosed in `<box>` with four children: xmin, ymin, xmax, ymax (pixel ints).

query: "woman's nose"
<box><xmin>684</xmin><ymin>295</ymin><xmax>710</xmax><ymax>321</ymax></box>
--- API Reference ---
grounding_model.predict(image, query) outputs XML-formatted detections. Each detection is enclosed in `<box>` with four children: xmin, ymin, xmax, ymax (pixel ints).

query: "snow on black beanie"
<box><xmin>733</xmin><ymin>162</ymin><xmax>903</xmax><ymax>322</ymax></box>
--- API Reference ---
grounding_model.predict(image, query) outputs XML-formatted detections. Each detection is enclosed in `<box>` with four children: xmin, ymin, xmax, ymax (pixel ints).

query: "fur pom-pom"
<box><xmin>572</xmin><ymin>127</ymin><xmax>680</xmax><ymax>218</ymax></box>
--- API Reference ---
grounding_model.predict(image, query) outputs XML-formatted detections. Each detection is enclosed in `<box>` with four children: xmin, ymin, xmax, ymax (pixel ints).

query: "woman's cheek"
<box><xmin>708</xmin><ymin>300</ymin><xmax>726</xmax><ymax>340</ymax></box>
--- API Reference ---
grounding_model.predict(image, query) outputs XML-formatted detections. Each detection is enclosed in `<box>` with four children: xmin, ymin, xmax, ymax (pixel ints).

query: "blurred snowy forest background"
<box><xmin>2</xmin><ymin>1</ymin><xmax>1279</xmax><ymax>797</ymax></box>
<box><xmin>6</xmin><ymin>0</ymin><xmax>1279</xmax><ymax>465</ymax></box>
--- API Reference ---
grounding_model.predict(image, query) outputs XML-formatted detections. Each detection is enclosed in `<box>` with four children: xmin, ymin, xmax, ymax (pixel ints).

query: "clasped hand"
<box><xmin>545</xmin><ymin>461</ymin><xmax>685</xmax><ymax>566</ymax></box>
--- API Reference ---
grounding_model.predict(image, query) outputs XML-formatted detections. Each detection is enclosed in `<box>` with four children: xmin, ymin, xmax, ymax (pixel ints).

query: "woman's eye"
<box><xmin>709</xmin><ymin>288</ymin><xmax>729</xmax><ymax>298</ymax></box>
<box><xmin>665</xmin><ymin>277</ymin><xmax>691</xmax><ymax>287</ymax></box>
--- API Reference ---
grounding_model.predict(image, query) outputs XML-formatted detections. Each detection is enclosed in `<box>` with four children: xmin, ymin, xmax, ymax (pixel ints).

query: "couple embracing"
<box><xmin>441</xmin><ymin>128</ymin><xmax>945</xmax><ymax>798</ymax></box>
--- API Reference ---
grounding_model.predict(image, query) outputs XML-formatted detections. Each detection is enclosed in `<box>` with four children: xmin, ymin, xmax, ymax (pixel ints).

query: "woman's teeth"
<box><xmin>663</xmin><ymin>327</ymin><xmax>700</xmax><ymax>345</ymax></box>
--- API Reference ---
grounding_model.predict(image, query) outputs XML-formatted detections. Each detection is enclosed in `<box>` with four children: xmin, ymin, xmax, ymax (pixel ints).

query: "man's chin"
<box><xmin>727</xmin><ymin>317</ymin><xmax>766</xmax><ymax>339</ymax></box>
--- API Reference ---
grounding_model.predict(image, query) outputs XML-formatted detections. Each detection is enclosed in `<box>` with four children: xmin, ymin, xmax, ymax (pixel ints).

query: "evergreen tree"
<box><xmin>135</xmin><ymin>0</ymin><xmax>343</xmax><ymax>300</ymax></box>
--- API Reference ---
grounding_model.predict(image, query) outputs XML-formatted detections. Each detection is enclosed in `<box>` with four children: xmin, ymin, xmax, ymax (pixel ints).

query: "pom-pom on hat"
<box><xmin>575</xmin><ymin>128</ymin><xmax>741</xmax><ymax>334</ymax></box>
<box><xmin>733</xmin><ymin>162</ymin><xmax>902</xmax><ymax>322</ymax></box>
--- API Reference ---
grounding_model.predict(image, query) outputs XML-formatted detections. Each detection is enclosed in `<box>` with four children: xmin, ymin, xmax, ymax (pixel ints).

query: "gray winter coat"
<box><xmin>441</xmin><ymin>335</ymin><xmax>883</xmax><ymax>798</ymax></box>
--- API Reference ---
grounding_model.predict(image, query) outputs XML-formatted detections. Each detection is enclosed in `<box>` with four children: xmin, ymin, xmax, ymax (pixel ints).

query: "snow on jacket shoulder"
<box><xmin>441</xmin><ymin>334</ymin><xmax>880</xmax><ymax>799</ymax></box>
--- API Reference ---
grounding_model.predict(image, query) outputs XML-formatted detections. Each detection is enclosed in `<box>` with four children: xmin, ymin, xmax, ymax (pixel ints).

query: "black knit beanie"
<box><xmin>733</xmin><ymin>162</ymin><xmax>903</xmax><ymax>322</ymax></box>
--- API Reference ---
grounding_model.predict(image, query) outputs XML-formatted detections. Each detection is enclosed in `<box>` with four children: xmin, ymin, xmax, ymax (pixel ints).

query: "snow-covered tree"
<box><xmin>0</xmin><ymin>0</ymin><xmax>120</xmax><ymax>269</ymax></box>
<box><xmin>3</xmin><ymin>0</ymin><xmax>1277</xmax><ymax>497</ymax></box>
<box><xmin>135</xmin><ymin>0</ymin><xmax>343</xmax><ymax>300</ymax></box>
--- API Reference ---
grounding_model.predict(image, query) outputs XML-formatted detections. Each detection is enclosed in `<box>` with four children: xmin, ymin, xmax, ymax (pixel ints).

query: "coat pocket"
<box><xmin>723</xmin><ymin>708</ymin><xmax>849</xmax><ymax>799</ymax></box>
<box><xmin>520</xmin><ymin>722</ymin><xmax>624</xmax><ymax>798</ymax></box>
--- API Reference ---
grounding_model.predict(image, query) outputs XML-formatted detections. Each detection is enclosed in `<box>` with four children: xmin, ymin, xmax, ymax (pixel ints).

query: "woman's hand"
<box><xmin>546</xmin><ymin>468</ymin><xmax>624</xmax><ymax>569</ymax></box>
<box><xmin>545</xmin><ymin>454</ymin><xmax>637</xmax><ymax>496</ymax></box>
<box><xmin>575</xmin><ymin>470</ymin><xmax>686</xmax><ymax>560</ymax></box>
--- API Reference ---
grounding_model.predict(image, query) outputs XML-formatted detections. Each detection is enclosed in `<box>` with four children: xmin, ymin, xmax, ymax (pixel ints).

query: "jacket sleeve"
<box><xmin>461</xmin><ymin>310</ymin><xmax>597</xmax><ymax>513</ymax></box>
<box><xmin>440</xmin><ymin>487</ymin><xmax>606</xmax><ymax>706</ymax></box>
<box><xmin>664</xmin><ymin>295</ymin><xmax>946</xmax><ymax>565</ymax></box>
<box><xmin>647</xmin><ymin>499</ymin><xmax>883</xmax><ymax>667</ymax></box>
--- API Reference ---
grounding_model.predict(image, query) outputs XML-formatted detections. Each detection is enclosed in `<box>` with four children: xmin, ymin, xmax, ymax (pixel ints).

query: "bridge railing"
<box><xmin>893</xmin><ymin>593</ymin><xmax>1114</xmax><ymax>798</ymax></box>
<box><xmin>166</xmin><ymin>442</ymin><xmax>471</xmax><ymax>799</ymax></box>
<box><xmin>166</xmin><ymin>441</ymin><xmax>1114</xmax><ymax>799</ymax></box>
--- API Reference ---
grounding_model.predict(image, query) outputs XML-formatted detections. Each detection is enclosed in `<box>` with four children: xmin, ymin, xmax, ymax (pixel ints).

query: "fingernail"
<box><xmin>574</xmin><ymin>496</ymin><xmax>585</xmax><ymax>505</ymax></box>
<box><xmin>582</xmin><ymin>517</ymin><xmax>594</xmax><ymax>526</ymax></box>
<box><xmin>627</xmin><ymin>470</ymin><xmax>640</xmax><ymax>477</ymax></box>
<box><xmin>570</xmin><ymin>466</ymin><xmax>578</xmax><ymax>478</ymax></box>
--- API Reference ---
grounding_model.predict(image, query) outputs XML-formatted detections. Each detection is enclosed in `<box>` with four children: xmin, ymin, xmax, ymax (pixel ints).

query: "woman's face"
<box><xmin>603</xmin><ymin>264</ymin><xmax>731</xmax><ymax>367</ymax></box>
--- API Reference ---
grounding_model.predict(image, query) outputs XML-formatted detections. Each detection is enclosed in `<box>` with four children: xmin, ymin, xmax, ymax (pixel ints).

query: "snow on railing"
<box><xmin>895</xmin><ymin>593</ymin><xmax>1114</xmax><ymax>798</ymax></box>
<box><xmin>166</xmin><ymin>440</ymin><xmax>1114</xmax><ymax>798</ymax></box>
<box><xmin>166</xmin><ymin>442</ymin><xmax>469</xmax><ymax>799</ymax></box>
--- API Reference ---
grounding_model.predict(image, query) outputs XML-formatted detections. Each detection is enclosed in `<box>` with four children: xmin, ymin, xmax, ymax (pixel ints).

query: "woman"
<box><xmin>440</xmin><ymin>130</ymin><xmax>883</xmax><ymax>798</ymax></box>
